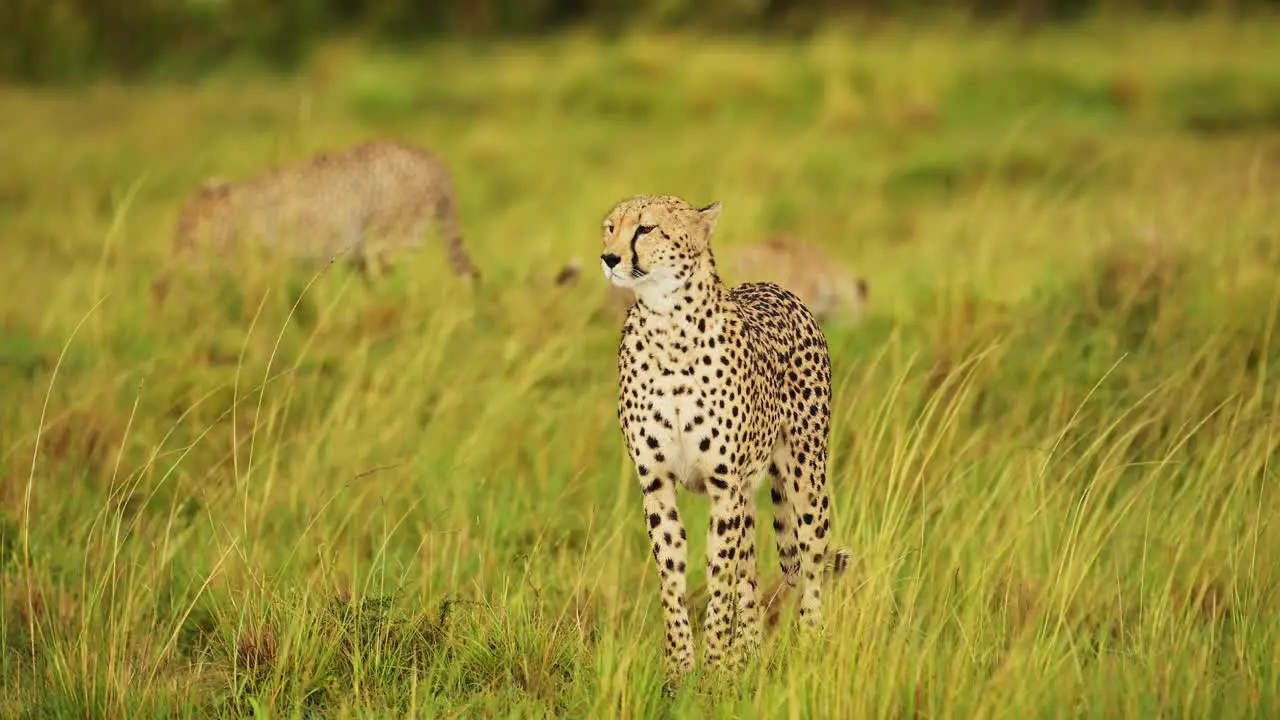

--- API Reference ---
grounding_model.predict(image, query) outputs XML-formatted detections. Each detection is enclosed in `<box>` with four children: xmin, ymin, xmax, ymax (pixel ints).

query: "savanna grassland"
<box><xmin>2</xmin><ymin>18</ymin><xmax>1280</xmax><ymax>718</ymax></box>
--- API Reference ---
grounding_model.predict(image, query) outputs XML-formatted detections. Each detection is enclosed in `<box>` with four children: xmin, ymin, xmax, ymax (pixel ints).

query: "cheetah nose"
<box><xmin>601</xmin><ymin>253</ymin><xmax>621</xmax><ymax>269</ymax></box>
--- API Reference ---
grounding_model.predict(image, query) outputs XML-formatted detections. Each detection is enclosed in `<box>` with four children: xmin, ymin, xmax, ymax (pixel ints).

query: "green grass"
<box><xmin>2</xmin><ymin>18</ymin><xmax>1280</xmax><ymax>718</ymax></box>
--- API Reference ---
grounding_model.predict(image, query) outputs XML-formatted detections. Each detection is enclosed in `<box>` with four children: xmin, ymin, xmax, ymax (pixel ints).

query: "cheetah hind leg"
<box><xmin>771</xmin><ymin>432</ymin><xmax>831</xmax><ymax>633</ymax></box>
<box><xmin>768</xmin><ymin>458</ymin><xmax>801</xmax><ymax>588</ymax></box>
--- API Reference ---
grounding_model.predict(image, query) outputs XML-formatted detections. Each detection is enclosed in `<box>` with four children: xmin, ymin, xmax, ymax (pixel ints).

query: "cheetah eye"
<box><xmin>633</xmin><ymin>224</ymin><xmax>656</xmax><ymax>240</ymax></box>
<box><xmin>604</xmin><ymin>222</ymin><xmax>614</xmax><ymax>235</ymax></box>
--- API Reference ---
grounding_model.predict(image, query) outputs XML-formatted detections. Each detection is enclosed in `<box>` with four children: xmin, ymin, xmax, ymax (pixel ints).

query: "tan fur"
<box><xmin>170</xmin><ymin>139</ymin><xmax>479</xmax><ymax>280</ymax></box>
<box><xmin>557</xmin><ymin>236</ymin><xmax>867</xmax><ymax>326</ymax></box>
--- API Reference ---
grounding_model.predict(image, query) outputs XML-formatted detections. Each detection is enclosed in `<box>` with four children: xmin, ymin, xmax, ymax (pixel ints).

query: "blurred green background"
<box><xmin>5</xmin><ymin>0</ymin><xmax>1280</xmax><ymax>82</ymax></box>
<box><xmin>2</xmin><ymin>3</ymin><xmax>1280</xmax><ymax>718</ymax></box>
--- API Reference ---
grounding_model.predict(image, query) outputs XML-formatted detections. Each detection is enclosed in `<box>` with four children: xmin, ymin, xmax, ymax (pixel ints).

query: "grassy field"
<box><xmin>2</xmin><ymin>18</ymin><xmax>1280</xmax><ymax>718</ymax></box>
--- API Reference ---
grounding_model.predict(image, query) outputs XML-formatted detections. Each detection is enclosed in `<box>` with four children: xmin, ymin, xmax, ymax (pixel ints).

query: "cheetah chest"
<box><xmin>624</xmin><ymin>343</ymin><xmax>730</xmax><ymax>494</ymax></box>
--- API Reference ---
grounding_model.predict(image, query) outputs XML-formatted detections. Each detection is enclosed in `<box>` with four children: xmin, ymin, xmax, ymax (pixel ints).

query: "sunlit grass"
<box><xmin>1</xmin><ymin>18</ymin><xmax>1279</xmax><ymax>717</ymax></box>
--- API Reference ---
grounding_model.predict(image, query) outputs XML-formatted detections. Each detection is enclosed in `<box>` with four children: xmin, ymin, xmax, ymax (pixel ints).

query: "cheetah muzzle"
<box><xmin>601</xmin><ymin>194</ymin><xmax>837</xmax><ymax>677</ymax></box>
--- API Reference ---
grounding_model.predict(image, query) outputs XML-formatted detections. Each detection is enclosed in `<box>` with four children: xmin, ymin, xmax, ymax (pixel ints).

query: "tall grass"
<box><xmin>1</xmin><ymin>20</ymin><xmax>1279</xmax><ymax>717</ymax></box>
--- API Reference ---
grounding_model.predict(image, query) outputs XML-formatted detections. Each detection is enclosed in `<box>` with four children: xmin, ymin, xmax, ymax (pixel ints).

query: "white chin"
<box><xmin>602</xmin><ymin>265</ymin><xmax>635</xmax><ymax>288</ymax></box>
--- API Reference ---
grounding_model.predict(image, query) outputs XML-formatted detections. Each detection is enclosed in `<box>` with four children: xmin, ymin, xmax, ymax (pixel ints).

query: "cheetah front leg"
<box><xmin>640</xmin><ymin>472</ymin><xmax>695</xmax><ymax>675</ymax></box>
<box><xmin>703</xmin><ymin>472</ymin><xmax>751</xmax><ymax>668</ymax></box>
<box><xmin>354</xmin><ymin>246</ymin><xmax>393</xmax><ymax>282</ymax></box>
<box><xmin>733</xmin><ymin>487</ymin><xmax>763</xmax><ymax>660</ymax></box>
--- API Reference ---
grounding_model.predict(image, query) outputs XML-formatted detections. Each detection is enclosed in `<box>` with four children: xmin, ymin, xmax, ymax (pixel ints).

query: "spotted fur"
<box><xmin>725</xmin><ymin>235</ymin><xmax>868</xmax><ymax>326</ymax></box>
<box><xmin>601</xmin><ymin>194</ymin><xmax>836</xmax><ymax>675</ymax></box>
<box><xmin>689</xmin><ymin>547</ymin><xmax>853</xmax><ymax>637</ymax></box>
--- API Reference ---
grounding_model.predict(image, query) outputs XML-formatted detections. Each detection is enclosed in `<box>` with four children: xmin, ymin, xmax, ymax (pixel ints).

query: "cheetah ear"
<box><xmin>697</xmin><ymin>201</ymin><xmax>722</xmax><ymax>237</ymax></box>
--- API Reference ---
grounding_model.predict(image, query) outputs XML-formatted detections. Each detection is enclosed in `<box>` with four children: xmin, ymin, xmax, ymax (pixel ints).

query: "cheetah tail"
<box><xmin>554</xmin><ymin>257</ymin><xmax>584</xmax><ymax>287</ymax></box>
<box><xmin>826</xmin><ymin>547</ymin><xmax>852</xmax><ymax>581</ymax></box>
<box><xmin>435</xmin><ymin>191</ymin><xmax>481</xmax><ymax>282</ymax></box>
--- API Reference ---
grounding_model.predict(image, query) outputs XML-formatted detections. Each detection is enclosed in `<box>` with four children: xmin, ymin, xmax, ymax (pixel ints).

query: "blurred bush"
<box><xmin>0</xmin><ymin>0</ymin><xmax>1276</xmax><ymax>83</ymax></box>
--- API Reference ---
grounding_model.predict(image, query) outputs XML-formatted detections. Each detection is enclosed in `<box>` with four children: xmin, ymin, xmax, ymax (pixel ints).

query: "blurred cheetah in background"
<box><xmin>601</xmin><ymin>194</ymin><xmax>836</xmax><ymax>675</ymax></box>
<box><xmin>726</xmin><ymin>235</ymin><xmax>868</xmax><ymax>326</ymax></box>
<box><xmin>170</xmin><ymin>139</ymin><xmax>480</xmax><ymax>281</ymax></box>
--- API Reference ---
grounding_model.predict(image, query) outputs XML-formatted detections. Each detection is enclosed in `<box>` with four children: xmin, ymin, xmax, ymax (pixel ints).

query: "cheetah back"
<box><xmin>726</xmin><ymin>281</ymin><xmax>832</xmax><ymax>474</ymax></box>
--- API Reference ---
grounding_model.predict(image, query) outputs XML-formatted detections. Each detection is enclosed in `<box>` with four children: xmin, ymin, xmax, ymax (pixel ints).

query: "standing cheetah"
<box><xmin>171</xmin><ymin>139</ymin><xmax>480</xmax><ymax>281</ymax></box>
<box><xmin>601</xmin><ymin>194</ymin><xmax>835</xmax><ymax>674</ymax></box>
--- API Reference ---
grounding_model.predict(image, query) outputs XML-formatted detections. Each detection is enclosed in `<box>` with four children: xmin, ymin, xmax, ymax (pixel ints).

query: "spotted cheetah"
<box><xmin>170</xmin><ymin>139</ymin><xmax>479</xmax><ymax>280</ymax></box>
<box><xmin>601</xmin><ymin>194</ymin><xmax>835</xmax><ymax>675</ymax></box>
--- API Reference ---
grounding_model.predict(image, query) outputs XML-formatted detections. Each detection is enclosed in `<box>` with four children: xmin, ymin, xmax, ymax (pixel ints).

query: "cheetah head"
<box><xmin>599</xmin><ymin>194</ymin><xmax>722</xmax><ymax>302</ymax></box>
<box><xmin>174</xmin><ymin>180</ymin><xmax>235</xmax><ymax>254</ymax></box>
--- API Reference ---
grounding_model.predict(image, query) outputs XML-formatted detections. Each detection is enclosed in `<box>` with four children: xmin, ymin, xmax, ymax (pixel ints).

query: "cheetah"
<box><xmin>558</xmin><ymin>236</ymin><xmax>868</xmax><ymax>327</ymax></box>
<box><xmin>601</xmin><ymin>194</ymin><xmax>835</xmax><ymax>675</ymax></box>
<box><xmin>170</xmin><ymin>139</ymin><xmax>479</xmax><ymax>281</ymax></box>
